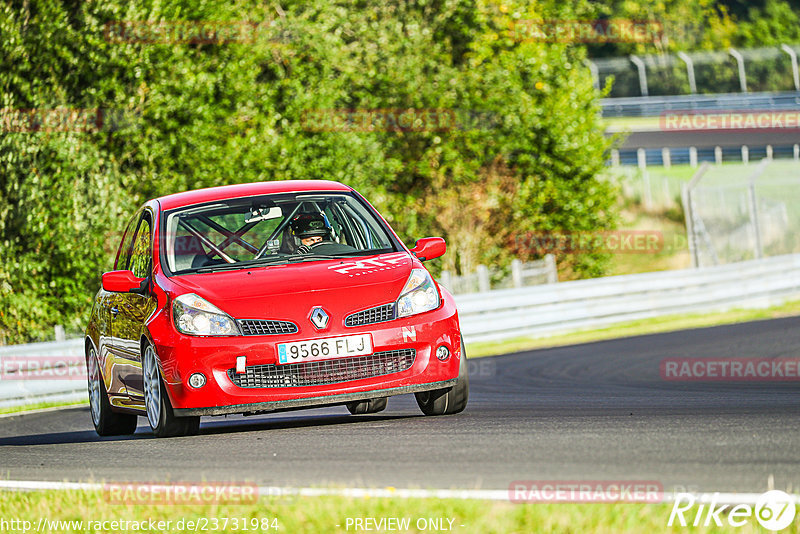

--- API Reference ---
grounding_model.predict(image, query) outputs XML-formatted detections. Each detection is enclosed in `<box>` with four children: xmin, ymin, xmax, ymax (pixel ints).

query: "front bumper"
<box><xmin>173</xmin><ymin>379</ymin><xmax>457</xmax><ymax>416</ymax></box>
<box><xmin>151</xmin><ymin>297</ymin><xmax>462</xmax><ymax>414</ymax></box>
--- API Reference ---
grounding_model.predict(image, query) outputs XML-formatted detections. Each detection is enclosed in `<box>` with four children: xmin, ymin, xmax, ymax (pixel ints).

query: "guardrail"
<box><xmin>0</xmin><ymin>338</ymin><xmax>86</xmax><ymax>409</ymax></box>
<box><xmin>3</xmin><ymin>254</ymin><xmax>800</xmax><ymax>407</ymax></box>
<box><xmin>601</xmin><ymin>91</ymin><xmax>800</xmax><ymax>118</ymax></box>
<box><xmin>455</xmin><ymin>253</ymin><xmax>800</xmax><ymax>343</ymax></box>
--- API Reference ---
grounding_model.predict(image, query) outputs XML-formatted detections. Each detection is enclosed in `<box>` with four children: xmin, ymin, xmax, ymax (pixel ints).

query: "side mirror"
<box><xmin>102</xmin><ymin>270</ymin><xmax>146</xmax><ymax>293</ymax></box>
<box><xmin>410</xmin><ymin>237</ymin><xmax>446</xmax><ymax>261</ymax></box>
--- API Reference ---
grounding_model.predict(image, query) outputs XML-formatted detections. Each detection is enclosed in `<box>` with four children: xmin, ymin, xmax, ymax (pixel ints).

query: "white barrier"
<box><xmin>455</xmin><ymin>253</ymin><xmax>800</xmax><ymax>343</ymax></box>
<box><xmin>0</xmin><ymin>339</ymin><xmax>86</xmax><ymax>408</ymax></box>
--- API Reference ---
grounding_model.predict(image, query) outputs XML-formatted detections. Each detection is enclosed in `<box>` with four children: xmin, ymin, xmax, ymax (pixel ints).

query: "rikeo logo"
<box><xmin>668</xmin><ymin>491</ymin><xmax>797</xmax><ymax>530</ymax></box>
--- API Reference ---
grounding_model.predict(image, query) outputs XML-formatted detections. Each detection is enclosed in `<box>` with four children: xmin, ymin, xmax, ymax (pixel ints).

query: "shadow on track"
<box><xmin>0</xmin><ymin>412</ymin><xmax>421</xmax><ymax>445</ymax></box>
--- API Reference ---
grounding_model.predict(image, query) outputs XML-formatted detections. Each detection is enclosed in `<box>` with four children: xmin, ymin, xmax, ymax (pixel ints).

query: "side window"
<box><xmin>129</xmin><ymin>216</ymin><xmax>153</xmax><ymax>278</ymax></box>
<box><xmin>114</xmin><ymin>215</ymin><xmax>139</xmax><ymax>270</ymax></box>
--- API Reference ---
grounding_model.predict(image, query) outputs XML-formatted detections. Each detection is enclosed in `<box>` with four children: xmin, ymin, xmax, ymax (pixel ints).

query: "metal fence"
<box><xmin>601</xmin><ymin>90</ymin><xmax>800</xmax><ymax>118</ymax></box>
<box><xmin>439</xmin><ymin>256</ymin><xmax>557</xmax><ymax>295</ymax></box>
<box><xmin>591</xmin><ymin>45</ymin><xmax>800</xmax><ymax>98</ymax></box>
<box><xmin>458</xmin><ymin>253</ymin><xmax>800</xmax><ymax>343</ymax></box>
<box><xmin>611</xmin><ymin>144</ymin><xmax>800</xmax><ymax>168</ymax></box>
<box><xmin>683</xmin><ymin>160</ymin><xmax>800</xmax><ymax>267</ymax></box>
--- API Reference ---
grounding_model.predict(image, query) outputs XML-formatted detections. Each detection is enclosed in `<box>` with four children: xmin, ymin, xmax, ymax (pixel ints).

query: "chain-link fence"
<box><xmin>591</xmin><ymin>45</ymin><xmax>800</xmax><ymax>98</ymax></box>
<box><xmin>683</xmin><ymin>160</ymin><xmax>800</xmax><ymax>267</ymax></box>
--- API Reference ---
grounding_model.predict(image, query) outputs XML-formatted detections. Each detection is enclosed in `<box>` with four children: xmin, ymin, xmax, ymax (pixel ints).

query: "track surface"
<box><xmin>1</xmin><ymin>317</ymin><xmax>799</xmax><ymax>493</ymax></box>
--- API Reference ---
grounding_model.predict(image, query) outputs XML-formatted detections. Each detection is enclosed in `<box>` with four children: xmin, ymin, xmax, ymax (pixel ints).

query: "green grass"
<box><xmin>0</xmin><ymin>400</ymin><xmax>87</xmax><ymax>416</ymax></box>
<box><xmin>602</xmin><ymin>116</ymin><xmax>662</xmax><ymax>132</ymax></box>
<box><xmin>466</xmin><ymin>298</ymin><xmax>800</xmax><ymax>358</ymax></box>
<box><xmin>0</xmin><ymin>489</ymin><xmax>792</xmax><ymax>533</ymax></box>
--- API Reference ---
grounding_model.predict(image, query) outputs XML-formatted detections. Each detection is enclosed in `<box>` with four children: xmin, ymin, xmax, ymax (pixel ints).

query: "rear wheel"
<box><xmin>415</xmin><ymin>351</ymin><xmax>469</xmax><ymax>416</ymax></box>
<box><xmin>346</xmin><ymin>397</ymin><xmax>388</xmax><ymax>415</ymax></box>
<box><xmin>86</xmin><ymin>346</ymin><xmax>138</xmax><ymax>436</ymax></box>
<box><xmin>143</xmin><ymin>343</ymin><xmax>200</xmax><ymax>438</ymax></box>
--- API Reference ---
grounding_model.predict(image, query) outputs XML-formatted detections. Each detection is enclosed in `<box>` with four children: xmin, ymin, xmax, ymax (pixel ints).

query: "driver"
<box><xmin>290</xmin><ymin>213</ymin><xmax>330</xmax><ymax>253</ymax></box>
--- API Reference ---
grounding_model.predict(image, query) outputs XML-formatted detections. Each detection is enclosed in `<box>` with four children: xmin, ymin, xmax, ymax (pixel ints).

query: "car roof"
<box><xmin>156</xmin><ymin>180</ymin><xmax>354</xmax><ymax>211</ymax></box>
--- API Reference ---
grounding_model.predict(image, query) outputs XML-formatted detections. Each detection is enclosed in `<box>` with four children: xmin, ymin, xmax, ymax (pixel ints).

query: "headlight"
<box><xmin>173</xmin><ymin>293</ymin><xmax>239</xmax><ymax>336</ymax></box>
<box><xmin>396</xmin><ymin>269</ymin><xmax>440</xmax><ymax>318</ymax></box>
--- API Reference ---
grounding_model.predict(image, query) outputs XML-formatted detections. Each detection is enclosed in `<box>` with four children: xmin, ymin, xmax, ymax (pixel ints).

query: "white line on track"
<box><xmin>0</xmin><ymin>480</ymin><xmax>797</xmax><ymax>505</ymax></box>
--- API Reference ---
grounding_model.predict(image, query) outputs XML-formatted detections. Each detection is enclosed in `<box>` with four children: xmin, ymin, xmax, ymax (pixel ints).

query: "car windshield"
<box><xmin>162</xmin><ymin>192</ymin><xmax>398</xmax><ymax>274</ymax></box>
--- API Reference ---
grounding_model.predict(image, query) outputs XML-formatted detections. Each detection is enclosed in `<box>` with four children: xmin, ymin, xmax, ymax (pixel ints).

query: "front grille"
<box><xmin>345</xmin><ymin>303</ymin><xmax>396</xmax><ymax>327</ymax></box>
<box><xmin>227</xmin><ymin>348</ymin><xmax>416</xmax><ymax>388</ymax></box>
<box><xmin>237</xmin><ymin>319</ymin><xmax>298</xmax><ymax>336</ymax></box>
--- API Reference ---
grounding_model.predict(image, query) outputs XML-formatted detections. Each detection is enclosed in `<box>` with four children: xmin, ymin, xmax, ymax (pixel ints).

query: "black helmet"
<box><xmin>290</xmin><ymin>213</ymin><xmax>329</xmax><ymax>239</ymax></box>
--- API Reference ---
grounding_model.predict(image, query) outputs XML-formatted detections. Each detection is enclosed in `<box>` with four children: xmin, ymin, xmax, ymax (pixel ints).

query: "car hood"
<box><xmin>166</xmin><ymin>252</ymin><xmax>416</xmax><ymax>322</ymax></box>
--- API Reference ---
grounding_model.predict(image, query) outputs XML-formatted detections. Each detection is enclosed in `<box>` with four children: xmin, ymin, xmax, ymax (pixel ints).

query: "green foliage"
<box><xmin>2</xmin><ymin>0</ymin><xmax>621</xmax><ymax>343</ymax></box>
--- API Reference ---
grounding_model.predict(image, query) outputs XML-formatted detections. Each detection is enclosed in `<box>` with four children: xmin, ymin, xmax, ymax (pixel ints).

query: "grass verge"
<box><xmin>0</xmin><ymin>489</ymin><xmax>791</xmax><ymax>533</ymax></box>
<box><xmin>466</xmin><ymin>299</ymin><xmax>800</xmax><ymax>358</ymax></box>
<box><xmin>0</xmin><ymin>400</ymin><xmax>87</xmax><ymax>417</ymax></box>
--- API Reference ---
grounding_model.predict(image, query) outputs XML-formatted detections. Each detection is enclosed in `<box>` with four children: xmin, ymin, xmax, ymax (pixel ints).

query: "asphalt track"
<box><xmin>1</xmin><ymin>316</ymin><xmax>798</xmax><ymax>494</ymax></box>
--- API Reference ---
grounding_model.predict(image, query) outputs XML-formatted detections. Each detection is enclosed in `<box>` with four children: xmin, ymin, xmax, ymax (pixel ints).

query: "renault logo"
<box><xmin>309</xmin><ymin>307</ymin><xmax>329</xmax><ymax>330</ymax></box>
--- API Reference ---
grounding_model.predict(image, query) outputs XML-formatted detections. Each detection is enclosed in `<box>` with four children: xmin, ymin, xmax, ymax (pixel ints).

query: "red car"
<box><xmin>85</xmin><ymin>180</ymin><xmax>468</xmax><ymax>437</ymax></box>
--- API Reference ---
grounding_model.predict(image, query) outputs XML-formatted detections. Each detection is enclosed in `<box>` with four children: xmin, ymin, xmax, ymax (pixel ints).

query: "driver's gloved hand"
<box><xmin>296</xmin><ymin>244</ymin><xmax>311</xmax><ymax>254</ymax></box>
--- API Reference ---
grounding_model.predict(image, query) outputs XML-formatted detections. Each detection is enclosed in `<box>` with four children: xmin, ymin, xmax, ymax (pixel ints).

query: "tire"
<box><xmin>346</xmin><ymin>397</ymin><xmax>388</xmax><ymax>415</ymax></box>
<box><xmin>415</xmin><ymin>350</ymin><xmax>469</xmax><ymax>416</ymax></box>
<box><xmin>86</xmin><ymin>346</ymin><xmax>138</xmax><ymax>436</ymax></box>
<box><xmin>143</xmin><ymin>343</ymin><xmax>200</xmax><ymax>438</ymax></box>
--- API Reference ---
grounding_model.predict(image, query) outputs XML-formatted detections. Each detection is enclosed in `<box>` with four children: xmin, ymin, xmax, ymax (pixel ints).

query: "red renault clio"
<box><xmin>85</xmin><ymin>180</ymin><xmax>468</xmax><ymax>437</ymax></box>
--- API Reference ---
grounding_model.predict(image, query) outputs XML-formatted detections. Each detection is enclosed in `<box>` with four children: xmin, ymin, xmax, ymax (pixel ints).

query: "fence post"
<box><xmin>683</xmin><ymin>162</ymin><xmax>710</xmax><ymax>268</ymax></box>
<box><xmin>477</xmin><ymin>265</ymin><xmax>490</xmax><ymax>293</ymax></box>
<box><xmin>747</xmin><ymin>159</ymin><xmax>770</xmax><ymax>260</ymax></box>
<box><xmin>544</xmin><ymin>254</ymin><xmax>557</xmax><ymax>284</ymax></box>
<box><xmin>714</xmin><ymin>146</ymin><xmax>722</xmax><ymax>165</ymax></box>
<box><xmin>662</xmin><ymin>147</ymin><xmax>671</xmax><ymax>168</ymax></box>
<box><xmin>781</xmin><ymin>44</ymin><xmax>800</xmax><ymax>91</ymax></box>
<box><xmin>642</xmin><ymin>170</ymin><xmax>652</xmax><ymax>211</ymax></box>
<box><xmin>440</xmin><ymin>270</ymin><xmax>452</xmax><ymax>290</ymax></box>
<box><xmin>689</xmin><ymin>146</ymin><xmax>698</xmax><ymax>167</ymax></box>
<box><xmin>54</xmin><ymin>325</ymin><xmax>66</xmax><ymax>342</ymax></box>
<box><xmin>511</xmin><ymin>259</ymin><xmax>523</xmax><ymax>288</ymax></box>
<box><xmin>741</xmin><ymin>145</ymin><xmax>749</xmax><ymax>164</ymax></box>
<box><xmin>677</xmin><ymin>51</ymin><xmax>697</xmax><ymax>94</ymax></box>
<box><xmin>729</xmin><ymin>48</ymin><xmax>747</xmax><ymax>93</ymax></box>
<box><xmin>630</xmin><ymin>55</ymin><xmax>649</xmax><ymax>96</ymax></box>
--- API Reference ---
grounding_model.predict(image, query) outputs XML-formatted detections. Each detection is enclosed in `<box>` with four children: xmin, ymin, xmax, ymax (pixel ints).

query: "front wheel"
<box><xmin>87</xmin><ymin>346</ymin><xmax>138</xmax><ymax>436</ymax></box>
<box><xmin>143</xmin><ymin>343</ymin><xmax>200</xmax><ymax>438</ymax></box>
<box><xmin>346</xmin><ymin>397</ymin><xmax>388</xmax><ymax>415</ymax></box>
<box><xmin>415</xmin><ymin>352</ymin><xmax>469</xmax><ymax>416</ymax></box>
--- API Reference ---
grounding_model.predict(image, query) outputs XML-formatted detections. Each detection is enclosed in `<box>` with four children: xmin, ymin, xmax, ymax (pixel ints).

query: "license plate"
<box><xmin>276</xmin><ymin>334</ymin><xmax>373</xmax><ymax>365</ymax></box>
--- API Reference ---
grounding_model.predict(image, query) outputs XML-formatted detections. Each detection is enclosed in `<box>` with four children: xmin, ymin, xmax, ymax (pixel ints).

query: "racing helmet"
<box><xmin>290</xmin><ymin>213</ymin><xmax>330</xmax><ymax>240</ymax></box>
